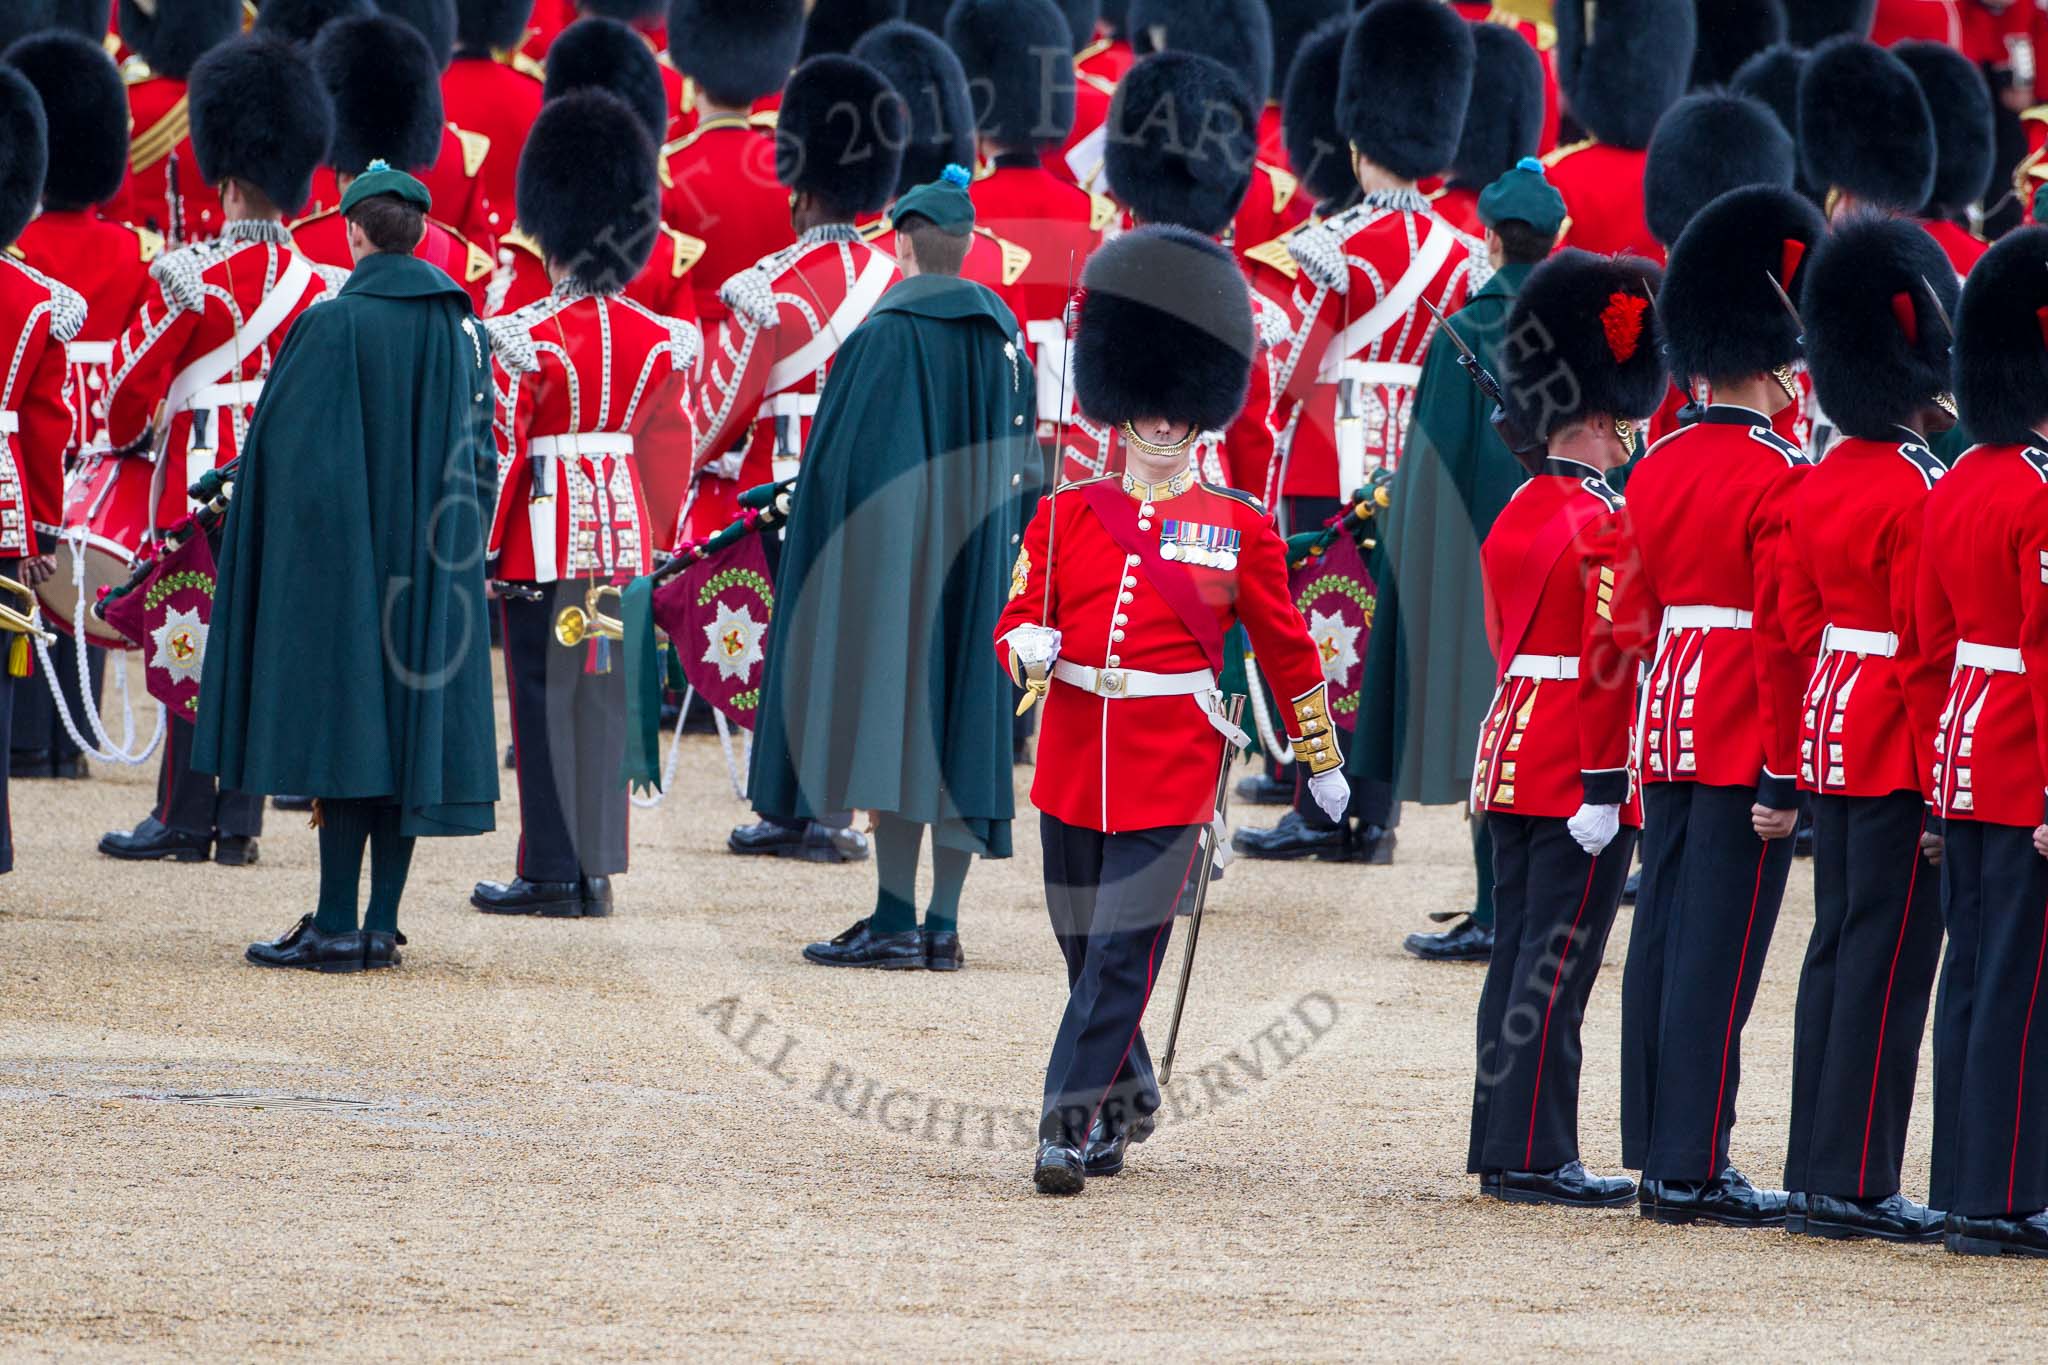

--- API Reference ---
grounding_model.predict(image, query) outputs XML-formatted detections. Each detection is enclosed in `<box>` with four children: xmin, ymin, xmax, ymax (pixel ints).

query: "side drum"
<box><xmin>37</xmin><ymin>451</ymin><xmax>153</xmax><ymax>650</ymax></box>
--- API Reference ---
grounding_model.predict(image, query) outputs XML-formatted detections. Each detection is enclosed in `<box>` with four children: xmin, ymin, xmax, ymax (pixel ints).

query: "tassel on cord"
<box><xmin>308</xmin><ymin>798</ymin><xmax>323</xmax><ymax>830</ymax></box>
<box><xmin>7</xmin><ymin>632</ymin><xmax>29</xmax><ymax>678</ymax></box>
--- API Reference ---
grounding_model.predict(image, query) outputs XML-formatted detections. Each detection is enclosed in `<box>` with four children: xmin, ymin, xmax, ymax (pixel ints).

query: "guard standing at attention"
<box><xmin>996</xmin><ymin>227</ymin><xmax>1345</xmax><ymax>1196</ymax></box>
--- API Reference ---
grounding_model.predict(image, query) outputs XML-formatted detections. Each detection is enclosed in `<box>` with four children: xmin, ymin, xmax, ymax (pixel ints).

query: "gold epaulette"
<box><xmin>1541</xmin><ymin>137</ymin><xmax>1594</xmax><ymax>168</ymax></box>
<box><xmin>977</xmin><ymin>227</ymin><xmax>1031</xmax><ymax>287</ymax></box>
<box><xmin>287</xmin><ymin>204</ymin><xmax>337</xmax><ymax>233</ymax></box>
<box><xmin>4</xmin><ymin>244</ymin><xmax>21</xmax><ymax>261</ymax></box>
<box><xmin>452</xmin><ymin>125</ymin><xmax>490</xmax><ymax>178</ymax></box>
<box><xmin>102</xmin><ymin>31</ymin><xmax>122</xmax><ymax>58</ymax></box>
<box><xmin>1244</xmin><ymin>222</ymin><xmax>1306</xmax><ymax>280</ymax></box>
<box><xmin>119</xmin><ymin>54</ymin><xmax>154</xmax><ymax>85</ymax></box>
<box><xmin>494</xmin><ymin>47</ymin><xmax>546</xmax><ymax>82</ymax></box>
<box><xmin>129</xmin><ymin>96</ymin><xmax>190</xmax><ymax>174</ymax></box>
<box><xmin>2021</xmin><ymin>103</ymin><xmax>2048</xmax><ymax>127</ymax></box>
<box><xmin>1078</xmin><ymin>68</ymin><xmax>1117</xmax><ymax>98</ymax></box>
<box><xmin>1075</xmin><ymin>35</ymin><xmax>1113</xmax><ymax>65</ymax></box>
<box><xmin>1258</xmin><ymin>161</ymin><xmax>1298</xmax><ymax>215</ymax></box>
<box><xmin>134</xmin><ymin>225</ymin><xmax>165</xmax><ymax>263</ymax></box>
<box><xmin>1089</xmin><ymin>192</ymin><xmax>1118</xmax><ymax>233</ymax></box>
<box><xmin>662</xmin><ymin>223</ymin><xmax>707</xmax><ymax>277</ymax></box>
<box><xmin>748</xmin><ymin>108</ymin><xmax>779</xmax><ymax>131</ymax></box>
<box><xmin>428</xmin><ymin>217</ymin><xmax>495</xmax><ymax>284</ymax></box>
<box><xmin>500</xmin><ymin>224</ymin><xmax>544</xmax><ymax>261</ymax></box>
<box><xmin>858</xmin><ymin>218</ymin><xmax>891</xmax><ymax>243</ymax></box>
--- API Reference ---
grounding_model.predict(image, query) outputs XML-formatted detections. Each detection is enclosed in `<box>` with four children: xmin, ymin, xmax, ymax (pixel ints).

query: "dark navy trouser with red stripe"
<box><xmin>1038</xmin><ymin>814</ymin><xmax>1201</xmax><ymax>1148</ymax></box>
<box><xmin>1468</xmin><ymin>813</ymin><xmax>1633</xmax><ymax>1174</ymax></box>
<box><xmin>1784</xmin><ymin>792</ymin><xmax>1941</xmax><ymax>1200</ymax></box>
<box><xmin>1932</xmin><ymin>820</ymin><xmax>2048</xmax><ymax>1217</ymax></box>
<box><xmin>1622</xmin><ymin>781</ymin><xmax>1794</xmax><ymax>1181</ymax></box>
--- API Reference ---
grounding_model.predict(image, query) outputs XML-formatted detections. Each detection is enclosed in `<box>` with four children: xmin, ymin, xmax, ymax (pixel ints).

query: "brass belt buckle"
<box><xmin>1098</xmin><ymin>668</ymin><xmax>1126</xmax><ymax>696</ymax></box>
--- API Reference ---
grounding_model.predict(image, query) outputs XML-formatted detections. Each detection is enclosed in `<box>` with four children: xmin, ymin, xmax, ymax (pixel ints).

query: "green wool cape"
<box><xmin>746</xmin><ymin>273</ymin><xmax>1036</xmax><ymax>856</ymax></box>
<box><xmin>193</xmin><ymin>251</ymin><xmax>499</xmax><ymax>836</ymax></box>
<box><xmin>1353</xmin><ymin>262</ymin><xmax>1532</xmax><ymax>805</ymax></box>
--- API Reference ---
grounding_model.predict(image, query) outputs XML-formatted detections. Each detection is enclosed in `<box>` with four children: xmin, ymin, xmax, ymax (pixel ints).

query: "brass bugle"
<box><xmin>554</xmin><ymin>583</ymin><xmax>625</xmax><ymax>648</ymax></box>
<box><xmin>0</xmin><ymin>574</ymin><xmax>55</xmax><ymax>645</ymax></box>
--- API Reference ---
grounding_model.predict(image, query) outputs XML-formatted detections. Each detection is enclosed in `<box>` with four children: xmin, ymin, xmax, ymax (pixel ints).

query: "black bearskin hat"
<box><xmin>187</xmin><ymin>34</ymin><xmax>334</xmax><ymax>213</ymax></box>
<box><xmin>255</xmin><ymin>0</ymin><xmax>374</xmax><ymax>45</ymax></box>
<box><xmin>1268</xmin><ymin>0</ymin><xmax>1347</xmax><ymax>104</ymax></box>
<box><xmin>1894</xmin><ymin>40</ymin><xmax>1994</xmax><ymax>215</ymax></box>
<box><xmin>1449</xmin><ymin>21</ymin><xmax>1544</xmax><ymax>192</ymax></box>
<box><xmin>1129</xmin><ymin>0</ymin><xmax>1273</xmax><ymax>106</ymax></box>
<box><xmin>1</xmin><ymin>0</ymin><xmax>113</xmax><ymax>47</ymax></box>
<box><xmin>1554</xmin><ymin>0</ymin><xmax>1695</xmax><ymax>151</ymax></box>
<box><xmin>579</xmin><ymin>0</ymin><xmax>664</xmax><ymax>20</ymax></box>
<box><xmin>668</xmin><ymin>0</ymin><xmax>804</xmax><ymax>106</ymax></box>
<box><xmin>1338</xmin><ymin>0</ymin><xmax>1472</xmax><ymax>183</ymax></box>
<box><xmin>517</xmin><ymin>89</ymin><xmax>659</xmax><ymax>288</ymax></box>
<box><xmin>1104</xmin><ymin>52</ymin><xmax>1254</xmax><ymax>235</ymax></box>
<box><xmin>1660</xmin><ymin>182</ymin><xmax>1823</xmax><ymax>382</ymax></box>
<box><xmin>903</xmin><ymin>0</ymin><xmax>950</xmax><ymax>30</ymax></box>
<box><xmin>3</xmin><ymin>31</ymin><xmax>127</xmax><ymax>209</ymax></box>
<box><xmin>1500</xmin><ymin>250</ymin><xmax>1668</xmax><ymax>437</ymax></box>
<box><xmin>1643</xmin><ymin>91</ymin><xmax>1792</xmax><ymax>248</ymax></box>
<box><xmin>1690</xmin><ymin>0</ymin><xmax>1783</xmax><ymax>90</ymax></box>
<box><xmin>1283</xmin><ymin>16</ymin><xmax>1350</xmax><ymax>208</ymax></box>
<box><xmin>1054</xmin><ymin>0</ymin><xmax>1099</xmax><ymax>53</ymax></box>
<box><xmin>545</xmin><ymin>17</ymin><xmax>667</xmax><ymax>142</ymax></box>
<box><xmin>0</xmin><ymin>66</ymin><xmax>46</xmax><ymax>246</ymax></box>
<box><xmin>853</xmin><ymin>20</ymin><xmax>974</xmax><ymax>193</ymax></box>
<box><xmin>1101</xmin><ymin>0</ymin><xmax>1126</xmax><ymax>33</ymax></box>
<box><xmin>1801</xmin><ymin>213</ymin><xmax>1957</xmax><ymax>440</ymax></box>
<box><xmin>1730</xmin><ymin>41</ymin><xmax>1799</xmax><ymax>137</ymax></box>
<box><xmin>801</xmin><ymin>0</ymin><xmax>906</xmax><ymax>58</ymax></box>
<box><xmin>946</xmin><ymin>0</ymin><xmax>1077</xmax><ymax>147</ymax></box>
<box><xmin>375</xmin><ymin>0</ymin><xmax>456</xmax><ymax>64</ymax></box>
<box><xmin>1955</xmin><ymin>226</ymin><xmax>2048</xmax><ymax>446</ymax></box>
<box><xmin>456</xmin><ymin>0</ymin><xmax>534</xmax><ymax>52</ymax></box>
<box><xmin>776</xmin><ymin>55</ymin><xmax>906</xmax><ymax>213</ymax></box>
<box><xmin>1075</xmin><ymin>225</ymin><xmax>1254</xmax><ymax>432</ymax></box>
<box><xmin>1798</xmin><ymin>37</ymin><xmax>1934</xmax><ymax>214</ymax></box>
<box><xmin>1784</xmin><ymin>0</ymin><xmax>1872</xmax><ymax>46</ymax></box>
<box><xmin>117</xmin><ymin>0</ymin><xmax>241</xmax><ymax>80</ymax></box>
<box><xmin>314</xmin><ymin>15</ymin><xmax>444</xmax><ymax>174</ymax></box>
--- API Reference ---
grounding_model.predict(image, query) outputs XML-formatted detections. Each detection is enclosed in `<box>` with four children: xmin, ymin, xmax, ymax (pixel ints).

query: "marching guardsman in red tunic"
<box><xmin>1921</xmin><ymin>227</ymin><xmax>2048</xmax><ymax>1259</ymax></box>
<box><xmin>95</xmin><ymin>34</ymin><xmax>340</xmax><ymax>868</ymax></box>
<box><xmin>1775</xmin><ymin>216</ymin><xmax>1958</xmax><ymax>1245</ymax></box>
<box><xmin>106</xmin><ymin>0</ymin><xmax>242</xmax><ymax>245</ymax></box>
<box><xmin>1258</xmin><ymin>0</ymin><xmax>1348</xmax><ymax>171</ymax></box>
<box><xmin>577</xmin><ymin>0</ymin><xmax>686</xmax><ymax>135</ymax></box>
<box><xmin>472</xmin><ymin>91</ymin><xmax>698</xmax><ymax>921</ymax></box>
<box><xmin>692</xmin><ymin>55</ymin><xmax>904</xmax><ymax>863</ymax></box>
<box><xmin>1609</xmin><ymin>183</ymin><xmax>1827</xmax><ymax>1229</ymax></box>
<box><xmin>441</xmin><ymin>0</ymin><xmax>546</xmax><ymax>224</ymax></box>
<box><xmin>1467</xmin><ymin>250</ymin><xmax>1667</xmax><ymax>1212</ymax></box>
<box><xmin>1449</xmin><ymin>0</ymin><xmax>1558</xmax><ymax>155</ymax></box>
<box><xmin>0</xmin><ymin>67</ymin><xmax>86</xmax><ymax>872</ymax></box>
<box><xmin>1540</xmin><ymin>0</ymin><xmax>1691</xmax><ymax>262</ymax></box>
<box><xmin>1430</xmin><ymin>23</ymin><xmax>1545</xmax><ymax>240</ymax></box>
<box><xmin>1894</xmin><ymin>40</ymin><xmax>1995</xmax><ymax>278</ymax></box>
<box><xmin>289</xmin><ymin>14</ymin><xmax>497</xmax><ymax>313</ymax></box>
<box><xmin>657</xmin><ymin>0</ymin><xmax>801</xmax><ymax>332</ymax></box>
<box><xmin>1246</xmin><ymin>0</ymin><xmax>1483</xmax><ymax>864</ymax></box>
<box><xmin>994</xmin><ymin>227</ymin><xmax>1343</xmax><ymax>1195</ymax></box>
<box><xmin>1799</xmin><ymin>38</ymin><xmax>1938</xmax><ymax>232</ymax></box>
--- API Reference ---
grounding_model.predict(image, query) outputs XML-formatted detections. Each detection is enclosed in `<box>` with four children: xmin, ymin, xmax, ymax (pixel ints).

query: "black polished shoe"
<box><xmin>363</xmin><ymin>930</ymin><xmax>407</xmax><ymax>970</ymax></box>
<box><xmin>9</xmin><ymin>747</ymin><xmax>49</xmax><ymax>775</ymax></box>
<box><xmin>1490</xmin><ymin>1161</ymin><xmax>1637</xmax><ymax>1208</ymax></box>
<box><xmin>1621</xmin><ymin>867</ymin><xmax>1640</xmax><ymax>905</ymax></box>
<box><xmin>1798</xmin><ymin>1192</ymin><xmax>1944</xmax><ymax>1243</ymax></box>
<box><xmin>214</xmin><ymin>835</ymin><xmax>259</xmax><ymax>867</ymax></box>
<box><xmin>1034</xmin><ymin>1140</ymin><xmax>1086</xmax><ymax>1195</ymax></box>
<box><xmin>1233</xmin><ymin>772</ymin><xmax>1295</xmax><ymax>806</ymax></box>
<box><xmin>800</xmin><ymin>821</ymin><xmax>870</xmax><ymax>863</ymax></box>
<box><xmin>581</xmin><ymin>876</ymin><xmax>614</xmax><ymax>918</ymax></box>
<box><xmin>503</xmin><ymin>744</ymin><xmax>516</xmax><ymax>770</ymax></box>
<box><xmin>1643</xmin><ymin>1167</ymin><xmax>1787</xmax><ymax>1228</ymax></box>
<box><xmin>802</xmin><ymin>918</ymin><xmax>926</xmax><ymax>969</ymax></box>
<box><xmin>728</xmin><ymin>819</ymin><xmax>871</xmax><ymax>862</ymax></box>
<box><xmin>1083</xmin><ymin>1116</ymin><xmax>1129</xmax><ymax>1177</ymax></box>
<box><xmin>471</xmin><ymin>877</ymin><xmax>587</xmax><ymax>917</ymax></box>
<box><xmin>1231</xmin><ymin>809</ymin><xmax>1347</xmax><ymax>860</ymax></box>
<box><xmin>728</xmin><ymin>818</ymin><xmax>806</xmax><ymax>856</ymax></box>
<box><xmin>1947</xmin><ymin>1209</ymin><xmax>2048</xmax><ymax>1258</ymax></box>
<box><xmin>46</xmin><ymin>753</ymin><xmax>88</xmax><ymax>780</ymax></box>
<box><xmin>246</xmin><ymin>915</ymin><xmax>366</xmax><ymax>973</ymax></box>
<box><xmin>1479</xmin><ymin>1171</ymin><xmax>1503</xmax><ymax>1198</ymax></box>
<box><xmin>1785</xmin><ymin>1190</ymin><xmax>1808</xmax><ymax>1235</ymax></box>
<box><xmin>271</xmin><ymin>795</ymin><xmax>315</xmax><ymax>812</ymax></box>
<box><xmin>1355</xmin><ymin>824</ymin><xmax>1397</xmax><ymax>865</ymax></box>
<box><xmin>98</xmin><ymin>815</ymin><xmax>210</xmax><ymax>862</ymax></box>
<box><xmin>924</xmin><ymin>928</ymin><xmax>964</xmax><ymax>972</ymax></box>
<box><xmin>1403</xmin><ymin>915</ymin><xmax>1494</xmax><ymax>962</ymax></box>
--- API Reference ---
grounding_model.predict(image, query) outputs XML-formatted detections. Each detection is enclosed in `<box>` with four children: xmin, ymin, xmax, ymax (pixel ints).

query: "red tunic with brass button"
<box><xmin>12</xmin><ymin>211</ymin><xmax>162</xmax><ymax>461</ymax></box>
<box><xmin>1470</xmin><ymin>459</ymin><xmax>1641</xmax><ymax>822</ymax></box>
<box><xmin>1543</xmin><ymin>141</ymin><xmax>1661</xmax><ymax>262</ymax></box>
<box><xmin>290</xmin><ymin>207</ymin><xmax>496</xmax><ymax>313</ymax></box>
<box><xmin>110</xmin><ymin>65</ymin><xmax>222</xmax><ymax>245</ymax></box>
<box><xmin>1777</xmin><ymin>434</ymin><xmax>1949</xmax><ymax>798</ymax></box>
<box><xmin>659</xmin><ymin>116</ymin><xmax>795</xmax><ymax>332</ymax></box>
<box><xmin>484</xmin><ymin>284</ymin><xmax>696</xmax><ymax>583</ymax></box>
<box><xmin>1915</xmin><ymin>443</ymin><xmax>2048</xmax><ymax>826</ymax></box>
<box><xmin>996</xmin><ymin>474</ymin><xmax>1329</xmax><ymax>831</ymax></box>
<box><xmin>1609</xmin><ymin>406</ymin><xmax>1813</xmax><ymax>803</ymax></box>
<box><xmin>0</xmin><ymin>257</ymin><xmax>83</xmax><ymax>557</ymax></box>
<box><xmin>440</xmin><ymin>52</ymin><xmax>545</xmax><ymax>224</ymax></box>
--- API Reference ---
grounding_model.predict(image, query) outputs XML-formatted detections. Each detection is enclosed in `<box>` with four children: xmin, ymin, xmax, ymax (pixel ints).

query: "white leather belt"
<box><xmin>184</xmin><ymin>379</ymin><xmax>264</xmax><ymax>413</ymax></box>
<box><xmin>762</xmin><ymin>393</ymin><xmax>820</xmax><ymax>420</ymax></box>
<box><xmin>1957</xmin><ymin>640</ymin><xmax>2024</xmax><ymax>674</ymax></box>
<box><xmin>65</xmin><ymin>340</ymin><xmax>114</xmax><ymax>366</ymax></box>
<box><xmin>1821</xmin><ymin>625</ymin><xmax>1898</xmax><ymax>658</ymax></box>
<box><xmin>0</xmin><ymin>410</ymin><xmax>15</xmax><ymax>434</ymax></box>
<box><xmin>530</xmin><ymin>433</ymin><xmax>636</xmax><ymax>460</ymax></box>
<box><xmin>1331</xmin><ymin>359</ymin><xmax>1425</xmax><ymax>390</ymax></box>
<box><xmin>1505</xmin><ymin>653</ymin><xmax>1579</xmax><ymax>680</ymax></box>
<box><xmin>1664</xmin><ymin>604</ymin><xmax>1752</xmax><ymax>631</ymax></box>
<box><xmin>1051</xmin><ymin>660</ymin><xmax>1250</xmax><ymax>747</ymax></box>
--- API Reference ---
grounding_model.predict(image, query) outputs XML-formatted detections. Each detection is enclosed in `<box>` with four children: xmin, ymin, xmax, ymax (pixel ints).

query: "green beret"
<box><xmin>1477</xmin><ymin>156</ymin><xmax>1566</xmax><ymax>237</ymax></box>
<box><xmin>889</xmin><ymin>163</ymin><xmax>976</xmax><ymax>236</ymax></box>
<box><xmin>339</xmin><ymin>159</ymin><xmax>432</xmax><ymax>216</ymax></box>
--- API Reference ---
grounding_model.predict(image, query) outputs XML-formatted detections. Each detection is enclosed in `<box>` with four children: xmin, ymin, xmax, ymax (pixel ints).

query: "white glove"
<box><xmin>1567</xmin><ymin>803</ymin><xmax>1622</xmax><ymax>857</ymax></box>
<box><xmin>1004</xmin><ymin>624</ymin><xmax>1062</xmax><ymax>672</ymax></box>
<box><xmin>1308</xmin><ymin>769</ymin><xmax>1349</xmax><ymax>824</ymax></box>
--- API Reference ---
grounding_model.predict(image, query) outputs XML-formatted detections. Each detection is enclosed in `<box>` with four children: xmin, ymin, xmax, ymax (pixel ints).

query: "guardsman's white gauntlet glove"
<box><xmin>1003</xmin><ymin>625</ymin><xmax>1063</xmax><ymax>685</ymax></box>
<box><xmin>1567</xmin><ymin>803</ymin><xmax>1622</xmax><ymax>857</ymax></box>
